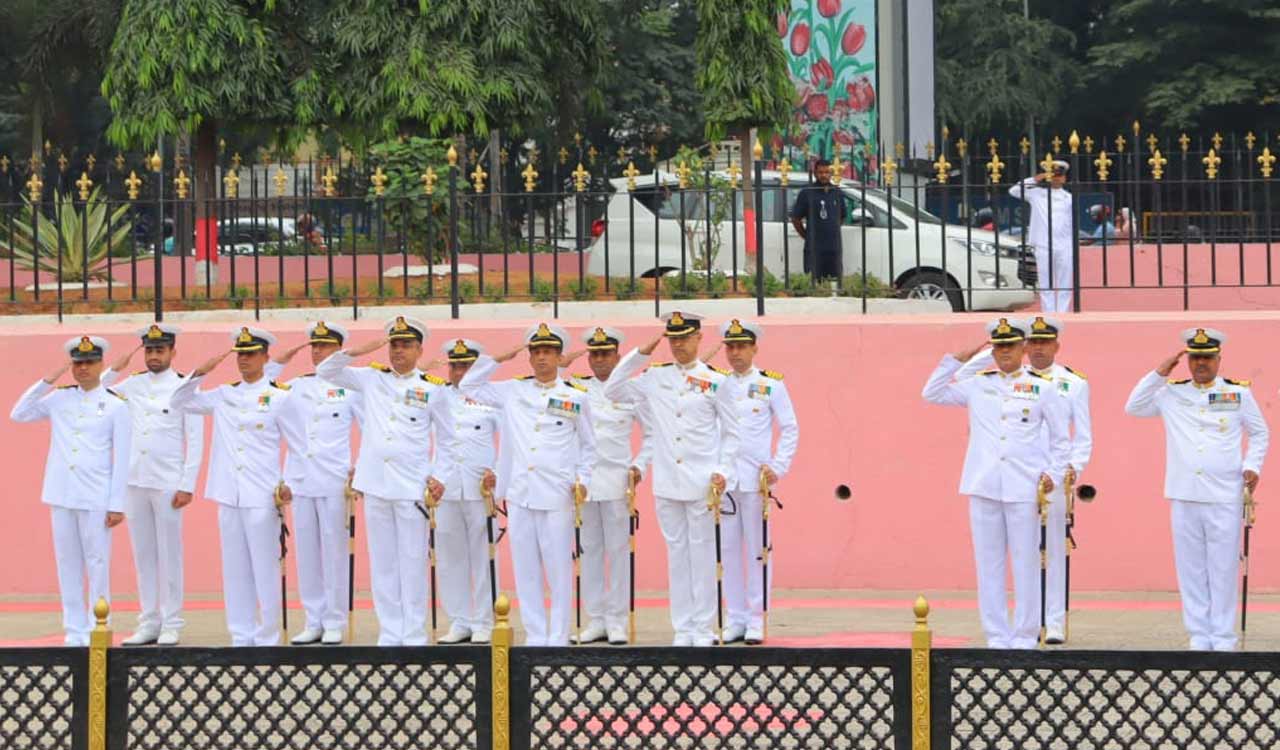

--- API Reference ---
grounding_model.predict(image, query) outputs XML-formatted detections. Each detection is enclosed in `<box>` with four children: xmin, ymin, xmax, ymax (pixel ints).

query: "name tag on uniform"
<box><xmin>1209</xmin><ymin>393</ymin><xmax>1241</xmax><ymax>411</ymax></box>
<box><xmin>257</xmin><ymin>394</ymin><xmax>272</xmax><ymax>412</ymax></box>
<box><xmin>1058</xmin><ymin>381</ymin><xmax>1071</xmax><ymax>394</ymax></box>
<box><xmin>748</xmin><ymin>383</ymin><xmax>772</xmax><ymax>400</ymax></box>
<box><xmin>325</xmin><ymin>388</ymin><xmax>347</xmax><ymax>402</ymax></box>
<box><xmin>546</xmin><ymin>397</ymin><xmax>581</xmax><ymax>419</ymax></box>
<box><xmin>686</xmin><ymin>376</ymin><xmax>717</xmax><ymax>393</ymax></box>
<box><xmin>404</xmin><ymin>388</ymin><xmax>430</xmax><ymax>408</ymax></box>
<box><xmin>1011</xmin><ymin>382</ymin><xmax>1040</xmax><ymax>400</ymax></box>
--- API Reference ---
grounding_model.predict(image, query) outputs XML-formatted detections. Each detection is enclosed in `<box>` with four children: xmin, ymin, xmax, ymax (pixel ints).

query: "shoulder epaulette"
<box><xmin>978</xmin><ymin>369</ymin><xmax>999</xmax><ymax>377</ymax></box>
<box><xmin>229</xmin><ymin>381</ymin><xmax>242</xmax><ymax>387</ymax></box>
<box><xmin>1225</xmin><ymin>378</ymin><xmax>1252</xmax><ymax>387</ymax></box>
<box><xmin>270</xmin><ymin>380</ymin><xmax>291</xmax><ymax>391</ymax></box>
<box><xmin>1027</xmin><ymin>370</ymin><xmax>1052</xmax><ymax>381</ymax></box>
<box><xmin>761</xmin><ymin>369</ymin><xmax>784</xmax><ymax>380</ymax></box>
<box><xmin>650</xmin><ymin>362</ymin><xmax>673</xmax><ymax>368</ymax></box>
<box><xmin>709</xmin><ymin>365</ymin><xmax>731</xmax><ymax>376</ymax></box>
<box><xmin>421</xmin><ymin>373</ymin><xmax>446</xmax><ymax>385</ymax></box>
<box><xmin>107</xmin><ymin>388</ymin><xmax>127</xmax><ymax>401</ymax></box>
<box><xmin>572</xmin><ymin>373</ymin><xmax>593</xmax><ymax>380</ymax></box>
<box><xmin>517</xmin><ymin>375</ymin><xmax>535</xmax><ymax>380</ymax></box>
<box><xmin>300</xmin><ymin>372</ymin><xmax>316</xmax><ymax>378</ymax></box>
<box><xmin>56</xmin><ymin>384</ymin><xmax>77</xmax><ymax>390</ymax></box>
<box><xmin>1063</xmin><ymin>365</ymin><xmax>1086</xmax><ymax>380</ymax></box>
<box><xmin>564</xmin><ymin>379</ymin><xmax>589</xmax><ymax>392</ymax></box>
<box><xmin>369</xmin><ymin>361</ymin><xmax>391</xmax><ymax>373</ymax></box>
<box><xmin>174</xmin><ymin>371</ymin><xmax>186</xmax><ymax>378</ymax></box>
<box><xmin>1167</xmin><ymin>378</ymin><xmax>1190</xmax><ymax>385</ymax></box>
<box><xmin>134</xmin><ymin>370</ymin><xmax>148</xmax><ymax>376</ymax></box>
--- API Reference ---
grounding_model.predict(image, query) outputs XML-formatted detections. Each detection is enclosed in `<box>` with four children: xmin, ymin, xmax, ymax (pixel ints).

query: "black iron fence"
<box><xmin>9</xmin><ymin>597</ymin><xmax>1280</xmax><ymax>750</ymax></box>
<box><xmin>0</xmin><ymin>132</ymin><xmax>1277</xmax><ymax>321</ymax></box>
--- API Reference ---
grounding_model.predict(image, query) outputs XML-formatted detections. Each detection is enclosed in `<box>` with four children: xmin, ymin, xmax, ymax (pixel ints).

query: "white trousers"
<box><xmin>722</xmin><ymin>491</ymin><xmax>774</xmax><ymax>631</ymax></box>
<box><xmin>1034</xmin><ymin>243</ymin><xmax>1074</xmax><ymax>313</ymax></box>
<box><xmin>1044</xmin><ymin>486</ymin><xmax>1068</xmax><ymax>634</ymax></box>
<box><xmin>655</xmin><ymin>496</ymin><xmax>717</xmax><ymax>641</ymax></box>
<box><xmin>1170</xmin><ymin>499</ymin><xmax>1242</xmax><ymax>651</ymax></box>
<box><xmin>217</xmin><ymin>504</ymin><xmax>283</xmax><ymax>647</ymax></box>
<box><xmin>508</xmin><ymin>503</ymin><xmax>573</xmax><ymax>646</ymax></box>
<box><xmin>125</xmin><ymin>486</ymin><xmax>185</xmax><ymax>634</ymax></box>
<box><xmin>50</xmin><ymin>507</ymin><xmax>112</xmax><ymax>646</ymax></box>
<box><xmin>437</xmin><ymin>500</ymin><xmax>496</xmax><ymax>633</ymax></box>
<box><xmin>580</xmin><ymin>499</ymin><xmax>630</xmax><ymax>631</ymax></box>
<box><xmin>364</xmin><ymin>494</ymin><xmax>429</xmax><ymax>646</ymax></box>
<box><xmin>969</xmin><ymin>496</ymin><xmax>1041</xmax><ymax>649</ymax></box>
<box><xmin>294</xmin><ymin>493</ymin><xmax>350</xmax><ymax>632</ymax></box>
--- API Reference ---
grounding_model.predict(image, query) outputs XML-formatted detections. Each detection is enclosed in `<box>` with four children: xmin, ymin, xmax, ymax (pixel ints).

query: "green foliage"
<box><xmin>533</xmin><ymin>278</ymin><xmax>556</xmax><ymax>302</ymax></box>
<box><xmin>323</xmin><ymin>281</ymin><xmax>350</xmax><ymax>306</ymax></box>
<box><xmin>457</xmin><ymin>279</ymin><xmax>478</xmax><ymax>304</ymax></box>
<box><xmin>695</xmin><ymin>0</ymin><xmax>792</xmax><ymax>137</ymax></box>
<box><xmin>1</xmin><ymin>187</ymin><xmax>133</xmax><ymax>282</ymax></box>
<box><xmin>839</xmin><ymin>272</ymin><xmax>893</xmax><ymax>299</ymax></box>
<box><xmin>227</xmin><ymin>284</ymin><xmax>250</xmax><ymax>309</ymax></box>
<box><xmin>569</xmin><ymin>275</ymin><xmax>599</xmax><ymax>300</ymax></box>
<box><xmin>611</xmin><ymin>276</ymin><xmax>640</xmax><ymax>300</ymax></box>
<box><xmin>366</xmin><ymin>136</ymin><xmax>450</xmax><ymax>261</ymax></box>
<box><xmin>662</xmin><ymin>269</ymin><xmax>729</xmax><ymax>299</ymax></box>
<box><xmin>743</xmin><ymin>269</ymin><xmax>786</xmax><ymax>298</ymax></box>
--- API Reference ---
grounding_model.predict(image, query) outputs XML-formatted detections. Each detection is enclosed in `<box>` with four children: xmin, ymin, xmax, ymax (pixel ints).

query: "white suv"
<box><xmin>585</xmin><ymin>171</ymin><xmax>1033</xmax><ymax>312</ymax></box>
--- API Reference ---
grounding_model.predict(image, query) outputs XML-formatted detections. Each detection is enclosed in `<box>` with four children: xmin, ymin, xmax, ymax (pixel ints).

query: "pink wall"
<box><xmin>3</xmin><ymin>311</ymin><xmax>1279</xmax><ymax>597</ymax></box>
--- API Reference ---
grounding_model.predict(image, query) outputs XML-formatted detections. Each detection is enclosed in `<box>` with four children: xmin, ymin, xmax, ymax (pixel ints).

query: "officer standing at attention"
<box><xmin>11</xmin><ymin>335</ymin><xmax>131</xmax><ymax>646</ymax></box>
<box><xmin>604</xmin><ymin>312</ymin><xmax>740</xmax><ymax>647</ymax></box>
<box><xmin>171</xmin><ymin>327</ymin><xmax>300</xmax><ymax>647</ymax></box>
<box><xmin>100</xmin><ymin>324</ymin><xmax>204</xmax><ymax>647</ymax></box>
<box><xmin>267</xmin><ymin>321</ymin><xmax>364</xmax><ymax>645</ymax></box>
<box><xmin>954</xmin><ymin>315</ymin><xmax>1091</xmax><ymax>645</ymax></box>
<box><xmin>433</xmin><ymin>338</ymin><xmax>502</xmax><ymax>645</ymax></box>
<box><xmin>316</xmin><ymin>316</ymin><xmax>451</xmax><ymax>646</ymax></box>
<box><xmin>713</xmin><ymin>319</ymin><xmax>799</xmax><ymax>645</ymax></box>
<box><xmin>1124</xmin><ymin>328</ymin><xmax>1269</xmax><ymax>651</ymax></box>
<box><xmin>561</xmin><ymin>326</ymin><xmax>654</xmax><ymax>645</ymax></box>
<box><xmin>922</xmin><ymin>318</ymin><xmax>1070</xmax><ymax>649</ymax></box>
<box><xmin>461</xmin><ymin>323</ymin><xmax>597</xmax><ymax>647</ymax></box>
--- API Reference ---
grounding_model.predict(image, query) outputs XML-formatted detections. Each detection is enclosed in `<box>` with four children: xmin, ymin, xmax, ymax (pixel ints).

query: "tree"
<box><xmin>1086</xmin><ymin>0</ymin><xmax>1280</xmax><ymax>133</ymax></box>
<box><xmin>934</xmin><ymin>0</ymin><xmax>1081</xmax><ymax>139</ymax></box>
<box><xmin>101</xmin><ymin>0</ymin><xmax>315</xmax><ymax>274</ymax></box>
<box><xmin>695</xmin><ymin>0</ymin><xmax>792</xmax><ymax>258</ymax></box>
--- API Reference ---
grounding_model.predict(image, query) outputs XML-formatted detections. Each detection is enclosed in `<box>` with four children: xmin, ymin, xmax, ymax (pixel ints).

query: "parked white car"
<box><xmin>585</xmin><ymin>171</ymin><xmax>1033</xmax><ymax>311</ymax></box>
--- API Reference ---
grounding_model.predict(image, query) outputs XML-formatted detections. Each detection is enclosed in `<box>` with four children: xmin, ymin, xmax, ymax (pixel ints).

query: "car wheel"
<box><xmin>900</xmin><ymin>270</ymin><xmax>965</xmax><ymax>312</ymax></box>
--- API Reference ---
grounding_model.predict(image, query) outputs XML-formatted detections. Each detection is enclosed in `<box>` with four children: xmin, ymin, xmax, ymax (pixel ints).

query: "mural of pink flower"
<box><xmin>811</xmin><ymin>58</ymin><xmax>834</xmax><ymax>90</ymax></box>
<box><xmin>818</xmin><ymin>0</ymin><xmax>842</xmax><ymax>18</ymax></box>
<box><xmin>834</xmin><ymin>129</ymin><xmax>855</xmax><ymax>146</ymax></box>
<box><xmin>790</xmin><ymin>22</ymin><xmax>810</xmax><ymax>55</ymax></box>
<box><xmin>846</xmin><ymin>76</ymin><xmax>876</xmax><ymax>113</ymax></box>
<box><xmin>777</xmin><ymin>12</ymin><xmax>788</xmax><ymax>37</ymax></box>
<box><xmin>804</xmin><ymin>93</ymin><xmax>829</xmax><ymax>121</ymax></box>
<box><xmin>842</xmin><ymin>23</ymin><xmax>866</xmax><ymax>55</ymax></box>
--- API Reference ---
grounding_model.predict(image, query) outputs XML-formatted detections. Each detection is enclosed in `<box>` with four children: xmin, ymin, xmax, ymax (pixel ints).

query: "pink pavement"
<box><xmin>2</xmin><ymin>310</ymin><xmax>1279</xmax><ymax>597</ymax></box>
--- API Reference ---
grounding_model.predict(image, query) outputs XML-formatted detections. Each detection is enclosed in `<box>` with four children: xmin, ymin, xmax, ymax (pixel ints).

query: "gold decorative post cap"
<box><xmin>913</xmin><ymin>595</ymin><xmax>930</xmax><ymax>626</ymax></box>
<box><xmin>495</xmin><ymin>593</ymin><xmax>511</xmax><ymax>620</ymax></box>
<box><xmin>94</xmin><ymin>596</ymin><xmax>110</xmax><ymax>627</ymax></box>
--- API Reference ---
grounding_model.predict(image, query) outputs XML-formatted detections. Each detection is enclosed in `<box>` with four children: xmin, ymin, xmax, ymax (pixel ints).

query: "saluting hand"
<box><xmin>558</xmin><ymin>348</ymin><xmax>586</xmax><ymax>369</ymax></box>
<box><xmin>346</xmin><ymin>336</ymin><xmax>389</xmax><ymax>358</ymax></box>
<box><xmin>42</xmin><ymin>363</ymin><xmax>70</xmax><ymax>385</ymax></box>
<box><xmin>108</xmin><ymin>344</ymin><xmax>143</xmax><ymax>374</ymax></box>
<box><xmin>494</xmin><ymin>343</ymin><xmax>525</xmax><ymax>364</ymax></box>
<box><xmin>953</xmin><ymin>340</ymin><xmax>988</xmax><ymax>363</ymax></box>
<box><xmin>700</xmin><ymin>341</ymin><xmax>722</xmax><ymax>364</ymax></box>
<box><xmin>273</xmin><ymin>341</ymin><xmax>310</xmax><ymax>365</ymax></box>
<box><xmin>1156</xmin><ymin>349</ymin><xmax>1186</xmax><ymax>377</ymax></box>
<box><xmin>638</xmin><ymin>333</ymin><xmax>664</xmax><ymax>356</ymax></box>
<box><xmin>191</xmin><ymin>349</ymin><xmax>233</xmax><ymax>378</ymax></box>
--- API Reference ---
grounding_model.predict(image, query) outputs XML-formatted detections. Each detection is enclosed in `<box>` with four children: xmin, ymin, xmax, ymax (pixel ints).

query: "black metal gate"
<box><xmin>0</xmin><ymin>647</ymin><xmax>89</xmax><ymax>750</ymax></box>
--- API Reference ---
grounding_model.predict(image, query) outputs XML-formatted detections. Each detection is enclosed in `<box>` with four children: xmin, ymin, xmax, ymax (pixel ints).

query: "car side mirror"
<box><xmin>847</xmin><ymin>209</ymin><xmax>875</xmax><ymax>227</ymax></box>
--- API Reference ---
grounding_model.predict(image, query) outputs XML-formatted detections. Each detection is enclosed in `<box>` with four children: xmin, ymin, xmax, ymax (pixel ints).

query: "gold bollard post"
<box><xmin>88</xmin><ymin>597</ymin><xmax>111</xmax><ymax>750</ymax></box>
<box><xmin>910</xmin><ymin>596</ymin><xmax>931</xmax><ymax>750</ymax></box>
<box><xmin>492</xmin><ymin>594</ymin><xmax>512</xmax><ymax>750</ymax></box>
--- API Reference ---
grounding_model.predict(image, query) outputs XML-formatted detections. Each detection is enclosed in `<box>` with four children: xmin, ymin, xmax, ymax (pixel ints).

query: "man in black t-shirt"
<box><xmin>790</xmin><ymin>159</ymin><xmax>846</xmax><ymax>281</ymax></box>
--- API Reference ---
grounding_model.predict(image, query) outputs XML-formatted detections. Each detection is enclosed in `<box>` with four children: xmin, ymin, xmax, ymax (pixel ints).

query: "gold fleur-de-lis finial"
<box><xmin>421</xmin><ymin>167</ymin><xmax>437</xmax><ymax>196</ymax></box>
<box><xmin>521</xmin><ymin>162</ymin><xmax>538</xmax><ymax>193</ymax></box>
<box><xmin>883</xmin><ymin>157</ymin><xmax>898</xmax><ymax>186</ymax></box>
<box><xmin>1083</xmin><ymin>136</ymin><xmax>1094</xmax><ymax>153</ymax></box>
<box><xmin>1094</xmin><ymin>150</ymin><xmax>1112</xmax><ymax>182</ymax></box>
<box><xmin>933</xmin><ymin>153</ymin><xmax>951</xmax><ymax>183</ymax></box>
<box><xmin>941</xmin><ymin>125</ymin><xmax>950</xmax><ymax>144</ymax></box>
<box><xmin>1019</xmin><ymin>137</ymin><xmax>1030</xmax><ymax>156</ymax></box>
<box><xmin>27</xmin><ymin>171</ymin><xmax>44</xmax><ymax>202</ymax></box>
<box><xmin>1039</xmin><ymin>152</ymin><xmax>1056</xmax><ymax>175</ymax></box>
<box><xmin>956</xmin><ymin>138</ymin><xmax>967</xmax><ymax>157</ymax></box>
<box><xmin>587</xmin><ymin>145</ymin><xmax>598</xmax><ymax>165</ymax></box>
<box><xmin>986</xmin><ymin>153</ymin><xmax>1005</xmax><ymax>184</ymax></box>
<box><xmin>1203</xmin><ymin>148</ymin><xmax>1222</xmax><ymax>180</ymax></box>
<box><xmin>1051</xmin><ymin>135</ymin><xmax>1062</xmax><ymax>154</ymax></box>
<box><xmin>471</xmin><ymin>162</ymin><xmax>488</xmax><ymax>193</ymax></box>
<box><xmin>75</xmin><ymin>171</ymin><xmax>93</xmax><ymax>200</ymax></box>
<box><xmin>778</xmin><ymin>157</ymin><xmax>792</xmax><ymax>186</ymax></box>
<box><xmin>574</xmin><ymin>132</ymin><xmax>583</xmax><ymax>148</ymax></box>
<box><xmin>1069</xmin><ymin>130</ymin><xmax>1081</xmax><ymax>154</ymax></box>
<box><xmin>647</xmin><ymin>144</ymin><xmax>658</xmax><ymax>163</ymax></box>
<box><xmin>125</xmin><ymin>170</ymin><xmax>142</xmax><ymax>200</ymax></box>
<box><xmin>1133</xmin><ymin>120</ymin><xmax>1141</xmax><ymax>136</ymax></box>
<box><xmin>572</xmin><ymin>162</ymin><xmax>590</xmax><ymax>193</ymax></box>
<box><xmin>726</xmin><ymin>161</ymin><xmax>741</xmax><ymax>189</ymax></box>
<box><xmin>616</xmin><ymin>146</ymin><xmax>627</xmax><ymax>165</ymax></box>
<box><xmin>370</xmin><ymin>166</ymin><xmax>388</xmax><ymax>196</ymax></box>
<box><xmin>1115</xmin><ymin>134</ymin><xmax>1126</xmax><ymax>153</ymax></box>
<box><xmin>0</xmin><ymin>155</ymin><xmax>8</xmax><ymax>173</ymax></box>
<box><xmin>895</xmin><ymin>142</ymin><xmax>906</xmax><ymax>158</ymax></box>
<box><xmin>148</xmin><ymin>151</ymin><xmax>162</xmax><ymax>172</ymax></box>
<box><xmin>499</xmin><ymin>147</ymin><xmax>509</xmax><ymax>166</ymax></box>
<box><xmin>1259</xmin><ymin>147</ymin><xmax>1276</xmax><ymax>179</ymax></box>
<box><xmin>85</xmin><ymin>154</ymin><xmax>96</xmax><ymax>172</ymax></box>
<box><xmin>321</xmin><ymin>166</ymin><xmax>338</xmax><ymax>197</ymax></box>
<box><xmin>753</xmin><ymin>137</ymin><xmax>764</xmax><ymax>161</ymax></box>
<box><xmin>987</xmin><ymin>138</ymin><xmax>999</xmax><ymax>156</ymax></box>
<box><xmin>43</xmin><ymin>140</ymin><xmax>52</xmax><ymax>156</ymax></box>
<box><xmin>58</xmin><ymin>152</ymin><xmax>68</xmax><ymax>172</ymax></box>
<box><xmin>622</xmin><ymin>161</ymin><xmax>639</xmax><ymax>192</ymax></box>
<box><xmin>468</xmin><ymin>148</ymin><xmax>478</xmax><ymax>165</ymax></box>
<box><xmin>925</xmin><ymin>141</ymin><xmax>935</xmax><ymax>159</ymax></box>
<box><xmin>231</xmin><ymin>152</ymin><xmax>242</xmax><ymax>170</ymax></box>
<box><xmin>675</xmin><ymin>160</ymin><xmax>691</xmax><ymax>189</ymax></box>
<box><xmin>114</xmin><ymin>153</ymin><xmax>125</xmax><ymax>172</ymax></box>
<box><xmin>1179</xmin><ymin>133</ymin><xmax>1190</xmax><ymax>153</ymax></box>
<box><xmin>830</xmin><ymin>151</ymin><xmax>844</xmax><ymax>185</ymax></box>
<box><xmin>558</xmin><ymin>147</ymin><xmax>569</xmax><ymax>166</ymax></box>
<box><xmin>447</xmin><ymin>144</ymin><xmax>458</xmax><ymax>168</ymax></box>
<box><xmin>1146</xmin><ymin>133</ymin><xmax>1158</xmax><ymax>153</ymax></box>
<box><xmin>1212</xmin><ymin>132</ymin><xmax>1223</xmax><ymax>151</ymax></box>
<box><xmin>1246</xmin><ymin>132</ymin><xmax>1257</xmax><ymax>151</ymax></box>
<box><xmin>1149</xmin><ymin>149</ymin><xmax>1167</xmax><ymax>181</ymax></box>
<box><xmin>174</xmin><ymin>169</ymin><xmax>191</xmax><ymax>199</ymax></box>
<box><xmin>223</xmin><ymin>169</ymin><xmax>239</xmax><ymax>198</ymax></box>
<box><xmin>272</xmin><ymin>166</ymin><xmax>287</xmax><ymax>194</ymax></box>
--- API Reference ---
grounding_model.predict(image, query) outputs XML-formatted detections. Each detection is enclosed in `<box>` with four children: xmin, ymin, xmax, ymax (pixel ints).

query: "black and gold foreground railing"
<box><xmin>10</xmin><ymin>594</ymin><xmax>1280</xmax><ymax>750</ymax></box>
